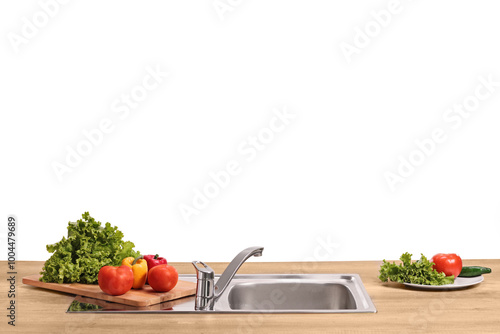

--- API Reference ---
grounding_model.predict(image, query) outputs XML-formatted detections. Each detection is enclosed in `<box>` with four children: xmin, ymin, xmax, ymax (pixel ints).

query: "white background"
<box><xmin>1</xmin><ymin>0</ymin><xmax>500</xmax><ymax>263</ymax></box>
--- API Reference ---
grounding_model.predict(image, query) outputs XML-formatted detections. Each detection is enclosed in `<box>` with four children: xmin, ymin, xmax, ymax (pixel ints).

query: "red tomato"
<box><xmin>148</xmin><ymin>264</ymin><xmax>178</xmax><ymax>292</ymax></box>
<box><xmin>431</xmin><ymin>253</ymin><xmax>462</xmax><ymax>277</ymax></box>
<box><xmin>98</xmin><ymin>265</ymin><xmax>134</xmax><ymax>296</ymax></box>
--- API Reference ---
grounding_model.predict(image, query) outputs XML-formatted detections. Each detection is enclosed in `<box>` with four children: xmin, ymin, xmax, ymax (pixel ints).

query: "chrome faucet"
<box><xmin>192</xmin><ymin>246</ymin><xmax>264</xmax><ymax>310</ymax></box>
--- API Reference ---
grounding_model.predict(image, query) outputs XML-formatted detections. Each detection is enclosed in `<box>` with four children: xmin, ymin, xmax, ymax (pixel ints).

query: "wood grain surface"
<box><xmin>3</xmin><ymin>260</ymin><xmax>499</xmax><ymax>333</ymax></box>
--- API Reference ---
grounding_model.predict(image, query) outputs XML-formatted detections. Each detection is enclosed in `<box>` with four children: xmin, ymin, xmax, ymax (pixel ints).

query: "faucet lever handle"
<box><xmin>192</xmin><ymin>261</ymin><xmax>215</xmax><ymax>279</ymax></box>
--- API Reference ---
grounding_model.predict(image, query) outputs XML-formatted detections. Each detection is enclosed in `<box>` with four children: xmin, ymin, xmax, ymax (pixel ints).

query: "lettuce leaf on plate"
<box><xmin>379</xmin><ymin>252</ymin><xmax>455</xmax><ymax>285</ymax></box>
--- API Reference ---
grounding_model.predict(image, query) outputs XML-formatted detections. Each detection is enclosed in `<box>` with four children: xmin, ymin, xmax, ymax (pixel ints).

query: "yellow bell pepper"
<box><xmin>122</xmin><ymin>256</ymin><xmax>148</xmax><ymax>289</ymax></box>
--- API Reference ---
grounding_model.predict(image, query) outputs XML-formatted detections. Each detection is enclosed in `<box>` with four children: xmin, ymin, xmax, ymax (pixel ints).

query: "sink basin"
<box><xmin>227</xmin><ymin>282</ymin><xmax>356</xmax><ymax>311</ymax></box>
<box><xmin>67</xmin><ymin>273</ymin><xmax>376</xmax><ymax>313</ymax></box>
<box><xmin>214</xmin><ymin>274</ymin><xmax>375</xmax><ymax>313</ymax></box>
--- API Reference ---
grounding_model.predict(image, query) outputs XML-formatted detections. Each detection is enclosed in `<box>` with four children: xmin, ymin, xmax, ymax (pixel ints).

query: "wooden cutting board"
<box><xmin>23</xmin><ymin>274</ymin><xmax>196</xmax><ymax>307</ymax></box>
<box><xmin>73</xmin><ymin>295</ymin><xmax>195</xmax><ymax>311</ymax></box>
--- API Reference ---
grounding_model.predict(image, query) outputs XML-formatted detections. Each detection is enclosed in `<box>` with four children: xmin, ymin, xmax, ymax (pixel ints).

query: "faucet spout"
<box><xmin>192</xmin><ymin>246</ymin><xmax>264</xmax><ymax>310</ymax></box>
<box><xmin>214</xmin><ymin>246</ymin><xmax>264</xmax><ymax>299</ymax></box>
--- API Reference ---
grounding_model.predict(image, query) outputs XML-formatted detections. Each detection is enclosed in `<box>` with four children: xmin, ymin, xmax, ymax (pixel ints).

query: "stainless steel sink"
<box><xmin>67</xmin><ymin>273</ymin><xmax>376</xmax><ymax>313</ymax></box>
<box><xmin>226</xmin><ymin>281</ymin><xmax>356</xmax><ymax>311</ymax></box>
<box><xmin>213</xmin><ymin>274</ymin><xmax>375</xmax><ymax>313</ymax></box>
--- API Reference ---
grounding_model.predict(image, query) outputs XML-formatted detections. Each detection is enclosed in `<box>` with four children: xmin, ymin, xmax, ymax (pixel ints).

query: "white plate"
<box><xmin>403</xmin><ymin>276</ymin><xmax>484</xmax><ymax>290</ymax></box>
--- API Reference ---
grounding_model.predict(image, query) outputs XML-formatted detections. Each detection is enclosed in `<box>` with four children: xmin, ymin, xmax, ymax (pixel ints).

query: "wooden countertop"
<box><xmin>3</xmin><ymin>260</ymin><xmax>499</xmax><ymax>333</ymax></box>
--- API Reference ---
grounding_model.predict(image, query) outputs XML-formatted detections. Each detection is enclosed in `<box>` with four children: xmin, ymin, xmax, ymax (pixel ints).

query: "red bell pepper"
<box><xmin>143</xmin><ymin>254</ymin><xmax>167</xmax><ymax>272</ymax></box>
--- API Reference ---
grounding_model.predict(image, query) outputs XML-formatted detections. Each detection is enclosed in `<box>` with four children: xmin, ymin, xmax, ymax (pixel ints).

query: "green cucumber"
<box><xmin>458</xmin><ymin>266</ymin><xmax>492</xmax><ymax>277</ymax></box>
